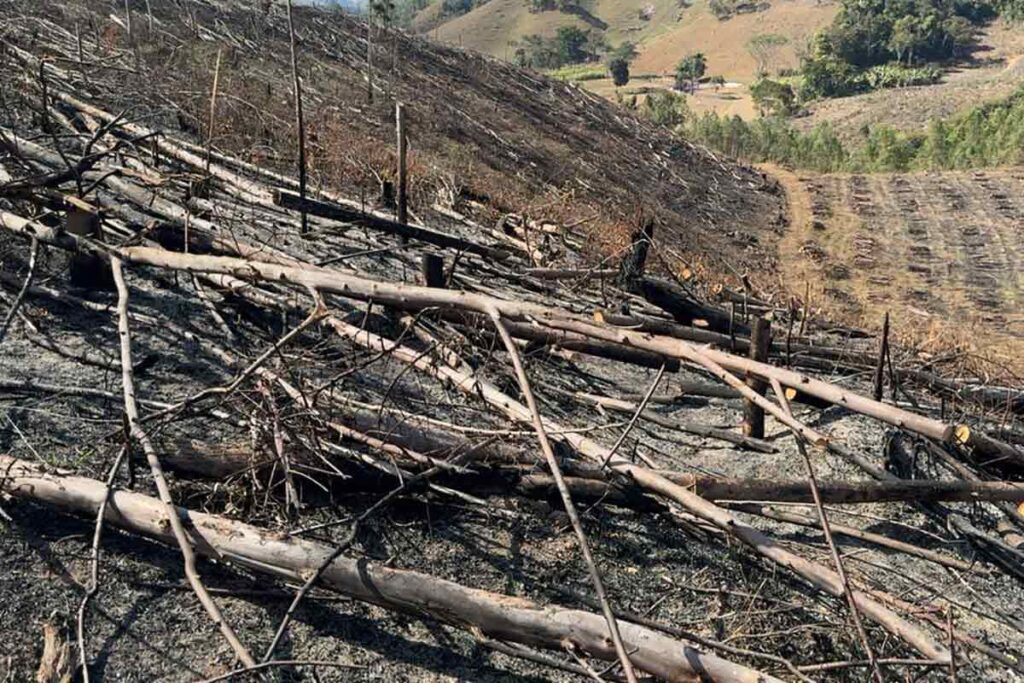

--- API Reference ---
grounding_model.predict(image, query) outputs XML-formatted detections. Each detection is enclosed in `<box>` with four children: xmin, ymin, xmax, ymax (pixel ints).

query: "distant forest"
<box><xmin>640</xmin><ymin>85</ymin><xmax>1024</xmax><ymax>172</ymax></box>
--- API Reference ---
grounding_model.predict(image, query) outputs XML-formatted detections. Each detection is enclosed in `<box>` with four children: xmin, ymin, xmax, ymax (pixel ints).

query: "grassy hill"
<box><xmin>423</xmin><ymin>0</ymin><xmax>837</xmax><ymax>119</ymax></box>
<box><xmin>427</xmin><ymin>0</ymin><xmax>835</xmax><ymax>82</ymax></box>
<box><xmin>631</xmin><ymin>0</ymin><xmax>834</xmax><ymax>80</ymax></box>
<box><xmin>794</xmin><ymin>20</ymin><xmax>1024</xmax><ymax>141</ymax></box>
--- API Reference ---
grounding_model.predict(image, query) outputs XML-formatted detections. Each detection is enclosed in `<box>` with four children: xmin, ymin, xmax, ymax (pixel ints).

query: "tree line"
<box><xmin>799</xmin><ymin>0</ymin><xmax>1022</xmax><ymax>99</ymax></box>
<box><xmin>635</xmin><ymin>86</ymin><xmax>1024</xmax><ymax>172</ymax></box>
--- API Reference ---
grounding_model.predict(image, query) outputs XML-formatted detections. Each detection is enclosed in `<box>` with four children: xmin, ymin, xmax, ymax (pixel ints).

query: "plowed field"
<box><xmin>775</xmin><ymin>166</ymin><xmax>1024</xmax><ymax>359</ymax></box>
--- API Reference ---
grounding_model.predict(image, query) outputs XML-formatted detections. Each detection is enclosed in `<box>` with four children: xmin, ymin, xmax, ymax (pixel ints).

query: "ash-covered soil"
<box><xmin>2</xmin><ymin>291</ymin><xmax>1023</xmax><ymax>681</ymax></box>
<box><xmin>1</xmin><ymin>1</ymin><xmax>1023</xmax><ymax>681</ymax></box>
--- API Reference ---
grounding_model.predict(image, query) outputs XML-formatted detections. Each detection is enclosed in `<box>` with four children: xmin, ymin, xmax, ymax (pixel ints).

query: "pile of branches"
<box><xmin>2</xmin><ymin>1</ymin><xmax>1024</xmax><ymax>681</ymax></box>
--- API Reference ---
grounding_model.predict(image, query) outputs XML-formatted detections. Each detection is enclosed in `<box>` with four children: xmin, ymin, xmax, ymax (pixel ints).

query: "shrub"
<box><xmin>608</xmin><ymin>57</ymin><xmax>630</xmax><ymax>87</ymax></box>
<box><xmin>750</xmin><ymin>78</ymin><xmax>796</xmax><ymax>116</ymax></box>
<box><xmin>643</xmin><ymin>90</ymin><xmax>691</xmax><ymax>128</ymax></box>
<box><xmin>441</xmin><ymin>0</ymin><xmax>474</xmax><ymax>17</ymax></box>
<box><xmin>674</xmin><ymin>53</ymin><xmax>707</xmax><ymax>92</ymax></box>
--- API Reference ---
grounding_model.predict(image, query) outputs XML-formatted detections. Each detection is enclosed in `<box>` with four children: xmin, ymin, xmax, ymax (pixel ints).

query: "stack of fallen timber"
<box><xmin>2</xmin><ymin>3</ymin><xmax>1024</xmax><ymax>681</ymax></box>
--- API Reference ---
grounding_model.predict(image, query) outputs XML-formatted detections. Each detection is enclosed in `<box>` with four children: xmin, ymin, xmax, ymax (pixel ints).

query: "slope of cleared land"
<box><xmin>774</xmin><ymin>164</ymin><xmax>1024</xmax><ymax>362</ymax></box>
<box><xmin>30</xmin><ymin>0</ymin><xmax>781</xmax><ymax>285</ymax></box>
<box><xmin>4</xmin><ymin>2</ymin><xmax>1024</xmax><ymax>682</ymax></box>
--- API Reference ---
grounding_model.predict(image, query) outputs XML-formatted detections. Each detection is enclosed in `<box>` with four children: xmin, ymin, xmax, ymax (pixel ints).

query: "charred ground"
<box><xmin>0</xmin><ymin>2</ymin><xmax>1023</xmax><ymax>683</ymax></box>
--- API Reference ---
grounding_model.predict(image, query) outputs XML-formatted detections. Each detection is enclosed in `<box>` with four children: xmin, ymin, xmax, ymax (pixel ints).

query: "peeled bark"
<box><xmin>0</xmin><ymin>455</ymin><xmax>779</xmax><ymax>683</ymax></box>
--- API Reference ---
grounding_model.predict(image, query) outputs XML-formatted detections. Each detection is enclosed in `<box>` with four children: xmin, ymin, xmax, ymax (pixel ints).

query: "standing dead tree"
<box><xmin>285</xmin><ymin>0</ymin><xmax>308</xmax><ymax>235</ymax></box>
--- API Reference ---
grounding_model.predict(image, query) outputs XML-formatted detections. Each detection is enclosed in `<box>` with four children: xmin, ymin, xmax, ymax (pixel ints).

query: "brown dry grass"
<box><xmin>770</xmin><ymin>163</ymin><xmax>1024</xmax><ymax>380</ymax></box>
<box><xmin>630</xmin><ymin>0</ymin><xmax>836</xmax><ymax>82</ymax></box>
<box><xmin>429</xmin><ymin>0</ymin><xmax>836</xmax><ymax>89</ymax></box>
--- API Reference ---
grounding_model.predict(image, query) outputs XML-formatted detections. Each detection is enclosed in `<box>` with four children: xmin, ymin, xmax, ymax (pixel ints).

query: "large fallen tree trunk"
<box><xmin>274</xmin><ymin>189</ymin><xmax>511</xmax><ymax>262</ymax></box>
<box><xmin>0</xmin><ymin>455</ymin><xmax>780</xmax><ymax>683</ymax></box>
<box><xmin>102</xmin><ymin>243</ymin><xmax>956</xmax><ymax>439</ymax></box>
<box><xmin>0</xmin><ymin>210</ymin><xmax>987</xmax><ymax>455</ymax></box>
<box><xmin>163</xmin><ymin>434</ymin><xmax>1024</xmax><ymax>508</ymax></box>
<box><xmin>635</xmin><ymin>277</ymin><xmax>742</xmax><ymax>335</ymax></box>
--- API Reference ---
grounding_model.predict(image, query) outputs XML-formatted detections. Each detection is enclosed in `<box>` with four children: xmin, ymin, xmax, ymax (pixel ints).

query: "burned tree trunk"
<box><xmin>616</xmin><ymin>216</ymin><xmax>654</xmax><ymax>288</ymax></box>
<box><xmin>66</xmin><ymin>205</ymin><xmax>113</xmax><ymax>291</ymax></box>
<box><xmin>615</xmin><ymin>217</ymin><xmax>742</xmax><ymax>334</ymax></box>
<box><xmin>0</xmin><ymin>455</ymin><xmax>781</xmax><ymax>683</ymax></box>
<box><xmin>743</xmin><ymin>317</ymin><xmax>771</xmax><ymax>439</ymax></box>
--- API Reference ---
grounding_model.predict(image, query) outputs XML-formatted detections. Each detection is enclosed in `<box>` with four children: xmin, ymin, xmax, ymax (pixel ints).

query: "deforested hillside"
<box><xmin>0</xmin><ymin>0</ymin><xmax>783</xmax><ymax>287</ymax></box>
<box><xmin>6</xmin><ymin>2</ymin><xmax>1024</xmax><ymax>682</ymax></box>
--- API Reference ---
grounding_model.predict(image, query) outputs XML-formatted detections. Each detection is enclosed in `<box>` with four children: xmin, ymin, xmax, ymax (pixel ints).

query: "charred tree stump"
<box><xmin>396</xmin><ymin>102</ymin><xmax>408</xmax><ymax>227</ymax></box>
<box><xmin>421</xmin><ymin>254</ymin><xmax>445</xmax><ymax>288</ymax></box>
<box><xmin>615</xmin><ymin>217</ymin><xmax>744</xmax><ymax>334</ymax></box>
<box><xmin>66</xmin><ymin>207</ymin><xmax>113</xmax><ymax>291</ymax></box>
<box><xmin>873</xmin><ymin>312</ymin><xmax>890</xmax><ymax>402</ymax></box>
<box><xmin>616</xmin><ymin>216</ymin><xmax>654</xmax><ymax>288</ymax></box>
<box><xmin>743</xmin><ymin>317</ymin><xmax>771</xmax><ymax>439</ymax></box>
<box><xmin>379</xmin><ymin>179</ymin><xmax>396</xmax><ymax>211</ymax></box>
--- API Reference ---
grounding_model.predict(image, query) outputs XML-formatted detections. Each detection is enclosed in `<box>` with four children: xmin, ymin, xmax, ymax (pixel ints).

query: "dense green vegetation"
<box><xmin>607</xmin><ymin>56</ymin><xmax>630</xmax><ymax>86</ymax></box>
<box><xmin>750</xmin><ymin>78</ymin><xmax>797</xmax><ymax>116</ymax></box>
<box><xmin>527</xmin><ymin>0</ymin><xmax>586</xmax><ymax>12</ymax></box>
<box><xmin>796</xmin><ymin>0</ymin><xmax>1024</xmax><ymax>99</ymax></box>
<box><xmin>512</xmin><ymin>26</ymin><xmax>604</xmax><ymax>68</ymax></box>
<box><xmin>546</xmin><ymin>63</ymin><xmax>607</xmax><ymax>80</ymax></box>
<box><xmin>638</xmin><ymin>86</ymin><xmax>1024</xmax><ymax>172</ymax></box>
<box><xmin>999</xmin><ymin>0</ymin><xmax>1024</xmax><ymax>20</ymax></box>
<box><xmin>708</xmin><ymin>0</ymin><xmax>769</xmax><ymax>19</ymax></box>
<box><xmin>674</xmin><ymin>53</ymin><xmax>707</xmax><ymax>93</ymax></box>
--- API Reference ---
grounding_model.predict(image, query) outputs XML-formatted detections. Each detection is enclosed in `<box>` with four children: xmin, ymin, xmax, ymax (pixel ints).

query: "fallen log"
<box><xmin>161</xmin><ymin>438</ymin><xmax>1024</xmax><ymax>507</ymax></box>
<box><xmin>728</xmin><ymin>504</ymin><xmax>978</xmax><ymax>573</ymax></box>
<box><xmin>463</xmin><ymin>317</ymin><xmax>682</xmax><ymax>372</ymax></box>
<box><xmin>571</xmin><ymin>391</ymin><xmax>776</xmax><ymax>453</ymax></box>
<box><xmin>316</xmin><ymin>313</ymin><xmax>951</xmax><ymax>660</ymax></box>
<box><xmin>0</xmin><ymin>213</ymin><xmax>987</xmax><ymax>458</ymax></box>
<box><xmin>636</xmin><ymin>277</ymin><xmax>743</xmax><ymax>335</ymax></box>
<box><xmin>523</xmin><ymin>268</ymin><xmax>617</xmax><ymax>281</ymax></box>
<box><xmin>89</xmin><ymin>243</ymin><xmax>945</xmax><ymax>439</ymax></box>
<box><xmin>0</xmin><ymin>455</ymin><xmax>780</xmax><ymax>683</ymax></box>
<box><xmin>166</xmin><ymin>444</ymin><xmax>1024</xmax><ymax>522</ymax></box>
<box><xmin>274</xmin><ymin>190</ymin><xmax>510</xmax><ymax>262</ymax></box>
